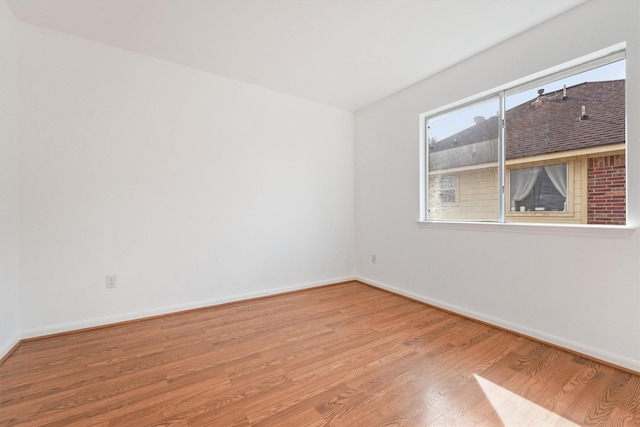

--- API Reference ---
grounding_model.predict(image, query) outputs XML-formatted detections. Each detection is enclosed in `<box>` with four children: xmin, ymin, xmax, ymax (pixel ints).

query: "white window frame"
<box><xmin>508</xmin><ymin>162</ymin><xmax>569</xmax><ymax>213</ymax></box>
<box><xmin>419</xmin><ymin>44</ymin><xmax>626</xmax><ymax>227</ymax></box>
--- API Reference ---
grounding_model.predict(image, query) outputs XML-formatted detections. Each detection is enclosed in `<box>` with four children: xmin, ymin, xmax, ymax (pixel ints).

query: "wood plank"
<box><xmin>0</xmin><ymin>281</ymin><xmax>637</xmax><ymax>426</ymax></box>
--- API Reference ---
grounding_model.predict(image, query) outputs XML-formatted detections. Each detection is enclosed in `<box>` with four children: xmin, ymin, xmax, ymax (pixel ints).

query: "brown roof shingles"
<box><xmin>430</xmin><ymin>80</ymin><xmax>625</xmax><ymax>164</ymax></box>
<box><xmin>506</xmin><ymin>80</ymin><xmax>625</xmax><ymax>159</ymax></box>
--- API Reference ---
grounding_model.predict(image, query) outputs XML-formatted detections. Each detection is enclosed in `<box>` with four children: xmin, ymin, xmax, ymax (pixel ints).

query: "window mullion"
<box><xmin>499</xmin><ymin>91</ymin><xmax>506</xmax><ymax>223</ymax></box>
<box><xmin>421</xmin><ymin>46</ymin><xmax>625</xmax><ymax>226</ymax></box>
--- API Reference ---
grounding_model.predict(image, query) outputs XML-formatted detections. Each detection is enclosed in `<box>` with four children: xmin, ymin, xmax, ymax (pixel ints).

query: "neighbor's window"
<box><xmin>509</xmin><ymin>163</ymin><xmax>567</xmax><ymax>212</ymax></box>
<box><xmin>427</xmin><ymin>96</ymin><xmax>500</xmax><ymax>222</ymax></box>
<box><xmin>423</xmin><ymin>47</ymin><xmax>626</xmax><ymax>226</ymax></box>
<box><xmin>437</xmin><ymin>175</ymin><xmax>458</xmax><ymax>205</ymax></box>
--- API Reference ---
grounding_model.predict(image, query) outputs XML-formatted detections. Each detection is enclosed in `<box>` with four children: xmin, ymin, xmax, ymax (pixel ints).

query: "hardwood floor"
<box><xmin>1</xmin><ymin>281</ymin><xmax>639</xmax><ymax>426</ymax></box>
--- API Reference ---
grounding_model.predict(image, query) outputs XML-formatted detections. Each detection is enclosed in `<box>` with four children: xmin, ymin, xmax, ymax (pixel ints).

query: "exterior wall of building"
<box><xmin>428</xmin><ymin>166</ymin><xmax>499</xmax><ymax>221</ymax></box>
<box><xmin>430</xmin><ymin>151</ymin><xmax>625</xmax><ymax>225</ymax></box>
<box><xmin>505</xmin><ymin>158</ymin><xmax>584</xmax><ymax>224</ymax></box>
<box><xmin>588</xmin><ymin>153</ymin><xmax>626</xmax><ymax>225</ymax></box>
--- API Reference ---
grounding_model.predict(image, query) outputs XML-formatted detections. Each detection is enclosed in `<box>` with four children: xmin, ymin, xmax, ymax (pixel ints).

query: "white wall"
<box><xmin>7</xmin><ymin>0</ymin><xmax>639</xmax><ymax>374</ymax></box>
<box><xmin>18</xmin><ymin>23</ymin><xmax>355</xmax><ymax>337</ymax></box>
<box><xmin>0</xmin><ymin>0</ymin><xmax>21</xmax><ymax>358</ymax></box>
<box><xmin>355</xmin><ymin>0</ymin><xmax>640</xmax><ymax>371</ymax></box>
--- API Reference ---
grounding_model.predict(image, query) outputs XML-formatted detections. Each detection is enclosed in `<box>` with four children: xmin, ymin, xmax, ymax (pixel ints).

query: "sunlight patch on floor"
<box><xmin>474</xmin><ymin>374</ymin><xmax>578</xmax><ymax>426</ymax></box>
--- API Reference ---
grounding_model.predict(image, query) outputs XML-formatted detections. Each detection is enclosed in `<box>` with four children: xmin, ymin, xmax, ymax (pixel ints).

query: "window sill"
<box><xmin>506</xmin><ymin>211</ymin><xmax>572</xmax><ymax>216</ymax></box>
<box><xmin>416</xmin><ymin>220</ymin><xmax>636</xmax><ymax>238</ymax></box>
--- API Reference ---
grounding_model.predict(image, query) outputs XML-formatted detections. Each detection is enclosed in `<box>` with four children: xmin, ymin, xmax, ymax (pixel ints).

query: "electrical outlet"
<box><xmin>106</xmin><ymin>274</ymin><xmax>117</xmax><ymax>289</ymax></box>
<box><xmin>372</xmin><ymin>254</ymin><xmax>377</xmax><ymax>264</ymax></box>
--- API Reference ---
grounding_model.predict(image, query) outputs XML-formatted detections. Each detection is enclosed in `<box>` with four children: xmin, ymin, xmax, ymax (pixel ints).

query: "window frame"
<box><xmin>419</xmin><ymin>44</ymin><xmax>627</xmax><ymax>227</ymax></box>
<box><xmin>506</xmin><ymin>160</ymin><xmax>573</xmax><ymax>220</ymax></box>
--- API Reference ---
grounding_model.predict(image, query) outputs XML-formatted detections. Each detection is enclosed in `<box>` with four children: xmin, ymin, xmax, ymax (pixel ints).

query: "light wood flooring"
<box><xmin>1</xmin><ymin>281</ymin><xmax>639</xmax><ymax>426</ymax></box>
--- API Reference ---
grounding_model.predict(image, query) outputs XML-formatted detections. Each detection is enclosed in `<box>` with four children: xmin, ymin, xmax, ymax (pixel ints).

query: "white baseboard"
<box><xmin>357</xmin><ymin>276</ymin><xmax>640</xmax><ymax>373</ymax></box>
<box><xmin>0</xmin><ymin>332</ymin><xmax>21</xmax><ymax>362</ymax></box>
<box><xmin>12</xmin><ymin>275</ymin><xmax>638</xmax><ymax>373</ymax></box>
<box><xmin>20</xmin><ymin>275</ymin><xmax>356</xmax><ymax>340</ymax></box>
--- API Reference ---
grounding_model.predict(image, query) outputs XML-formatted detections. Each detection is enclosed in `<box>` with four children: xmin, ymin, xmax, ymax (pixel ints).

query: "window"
<box><xmin>422</xmin><ymin>47</ymin><xmax>626</xmax><ymax>226</ymax></box>
<box><xmin>438</xmin><ymin>175</ymin><xmax>458</xmax><ymax>205</ymax></box>
<box><xmin>509</xmin><ymin>163</ymin><xmax>567</xmax><ymax>212</ymax></box>
<box><xmin>427</xmin><ymin>96</ymin><xmax>500</xmax><ymax>222</ymax></box>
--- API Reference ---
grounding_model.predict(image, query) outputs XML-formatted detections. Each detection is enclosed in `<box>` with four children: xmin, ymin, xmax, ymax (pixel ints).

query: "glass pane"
<box><xmin>505</xmin><ymin>60</ymin><xmax>626</xmax><ymax>225</ymax></box>
<box><xmin>427</xmin><ymin>97</ymin><xmax>500</xmax><ymax>222</ymax></box>
<box><xmin>509</xmin><ymin>163</ymin><xmax>567</xmax><ymax>212</ymax></box>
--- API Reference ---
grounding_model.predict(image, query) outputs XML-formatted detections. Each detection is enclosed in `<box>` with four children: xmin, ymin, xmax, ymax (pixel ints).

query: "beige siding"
<box><xmin>429</xmin><ymin>155</ymin><xmax>600</xmax><ymax>224</ymax></box>
<box><xmin>505</xmin><ymin>157</ymin><xmax>583</xmax><ymax>224</ymax></box>
<box><xmin>428</xmin><ymin>166</ymin><xmax>499</xmax><ymax>221</ymax></box>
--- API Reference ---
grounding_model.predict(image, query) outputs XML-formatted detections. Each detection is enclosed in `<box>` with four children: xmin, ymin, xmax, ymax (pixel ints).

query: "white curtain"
<box><xmin>510</xmin><ymin>167</ymin><xmax>541</xmax><ymax>208</ymax></box>
<box><xmin>544</xmin><ymin>163</ymin><xmax>568</xmax><ymax>198</ymax></box>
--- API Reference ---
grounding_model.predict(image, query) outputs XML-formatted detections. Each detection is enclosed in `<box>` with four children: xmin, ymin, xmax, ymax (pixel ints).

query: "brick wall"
<box><xmin>588</xmin><ymin>154</ymin><xmax>626</xmax><ymax>225</ymax></box>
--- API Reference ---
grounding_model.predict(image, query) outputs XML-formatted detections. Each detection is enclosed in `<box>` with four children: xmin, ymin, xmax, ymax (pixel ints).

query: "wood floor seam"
<box><xmin>1</xmin><ymin>281</ymin><xmax>638</xmax><ymax>426</ymax></box>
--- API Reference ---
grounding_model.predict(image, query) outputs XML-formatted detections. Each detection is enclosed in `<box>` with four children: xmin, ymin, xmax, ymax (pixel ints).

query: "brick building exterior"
<box><xmin>588</xmin><ymin>154</ymin><xmax>626</xmax><ymax>225</ymax></box>
<box><xmin>429</xmin><ymin>80</ymin><xmax>626</xmax><ymax>224</ymax></box>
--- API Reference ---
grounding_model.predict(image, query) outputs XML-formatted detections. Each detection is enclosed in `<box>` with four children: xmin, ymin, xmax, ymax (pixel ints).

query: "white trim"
<box><xmin>19</xmin><ymin>276</ymin><xmax>356</xmax><ymax>339</ymax></box>
<box><xmin>0</xmin><ymin>332</ymin><xmax>21</xmax><ymax>362</ymax></box>
<box><xmin>7</xmin><ymin>275</ymin><xmax>638</xmax><ymax>373</ymax></box>
<box><xmin>505</xmin><ymin>47</ymin><xmax>626</xmax><ymax>98</ymax></box>
<box><xmin>419</xmin><ymin>43</ymin><xmax>627</xmax><ymax>224</ymax></box>
<box><xmin>357</xmin><ymin>276</ymin><xmax>640</xmax><ymax>373</ymax></box>
<box><xmin>419</xmin><ymin>43</ymin><xmax>626</xmax><ymax>121</ymax></box>
<box><xmin>416</xmin><ymin>220</ymin><xmax>635</xmax><ymax>238</ymax></box>
<box><xmin>419</xmin><ymin>115</ymin><xmax>427</xmax><ymax>221</ymax></box>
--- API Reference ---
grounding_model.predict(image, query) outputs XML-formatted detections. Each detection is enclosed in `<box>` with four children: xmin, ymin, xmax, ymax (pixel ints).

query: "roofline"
<box><xmin>429</xmin><ymin>142</ymin><xmax>625</xmax><ymax>174</ymax></box>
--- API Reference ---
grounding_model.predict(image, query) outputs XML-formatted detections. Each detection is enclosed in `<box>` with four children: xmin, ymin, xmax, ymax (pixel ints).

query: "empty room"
<box><xmin>1</xmin><ymin>0</ymin><xmax>639</xmax><ymax>425</ymax></box>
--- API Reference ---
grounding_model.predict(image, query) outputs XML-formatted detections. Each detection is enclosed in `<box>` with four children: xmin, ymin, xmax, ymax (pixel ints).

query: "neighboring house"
<box><xmin>428</xmin><ymin>80</ymin><xmax>626</xmax><ymax>225</ymax></box>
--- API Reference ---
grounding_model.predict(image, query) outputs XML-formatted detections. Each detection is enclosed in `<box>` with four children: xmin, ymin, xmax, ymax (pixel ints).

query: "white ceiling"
<box><xmin>7</xmin><ymin>0</ymin><xmax>586</xmax><ymax>111</ymax></box>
